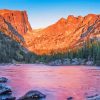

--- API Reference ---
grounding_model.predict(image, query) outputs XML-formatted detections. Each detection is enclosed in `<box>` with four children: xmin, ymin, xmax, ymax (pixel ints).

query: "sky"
<box><xmin>0</xmin><ymin>0</ymin><xmax>100</xmax><ymax>28</ymax></box>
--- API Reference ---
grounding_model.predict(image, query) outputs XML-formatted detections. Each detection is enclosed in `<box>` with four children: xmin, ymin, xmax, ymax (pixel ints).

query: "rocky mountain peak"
<box><xmin>57</xmin><ymin>18</ymin><xmax>66</xmax><ymax>24</ymax></box>
<box><xmin>25</xmin><ymin>14</ymin><xmax>100</xmax><ymax>55</ymax></box>
<box><xmin>0</xmin><ymin>10</ymin><xmax>99</xmax><ymax>55</ymax></box>
<box><xmin>0</xmin><ymin>9</ymin><xmax>32</xmax><ymax>35</ymax></box>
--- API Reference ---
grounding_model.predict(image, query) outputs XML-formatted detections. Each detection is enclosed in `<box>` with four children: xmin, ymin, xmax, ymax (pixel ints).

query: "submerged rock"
<box><xmin>18</xmin><ymin>90</ymin><xmax>46</xmax><ymax>100</ymax></box>
<box><xmin>0</xmin><ymin>77</ymin><xmax>8</xmax><ymax>83</ymax></box>
<box><xmin>67</xmin><ymin>96</ymin><xmax>73</xmax><ymax>100</ymax></box>
<box><xmin>86</xmin><ymin>94</ymin><xmax>100</xmax><ymax>100</ymax></box>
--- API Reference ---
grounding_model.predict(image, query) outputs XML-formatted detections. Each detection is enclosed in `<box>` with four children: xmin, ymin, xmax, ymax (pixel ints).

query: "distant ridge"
<box><xmin>25</xmin><ymin>14</ymin><xmax>100</xmax><ymax>55</ymax></box>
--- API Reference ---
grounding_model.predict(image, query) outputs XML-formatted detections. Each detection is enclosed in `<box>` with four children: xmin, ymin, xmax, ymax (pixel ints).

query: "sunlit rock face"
<box><xmin>0</xmin><ymin>10</ymin><xmax>99</xmax><ymax>55</ymax></box>
<box><xmin>0</xmin><ymin>9</ymin><xmax>32</xmax><ymax>35</ymax></box>
<box><xmin>26</xmin><ymin>14</ymin><xmax>100</xmax><ymax>55</ymax></box>
<box><xmin>0</xmin><ymin>10</ymin><xmax>33</xmax><ymax>63</ymax></box>
<box><xmin>0</xmin><ymin>15</ymin><xmax>24</xmax><ymax>43</ymax></box>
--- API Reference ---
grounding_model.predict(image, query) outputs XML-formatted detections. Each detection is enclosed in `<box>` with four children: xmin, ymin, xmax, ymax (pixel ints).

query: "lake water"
<box><xmin>0</xmin><ymin>64</ymin><xmax>100</xmax><ymax>100</ymax></box>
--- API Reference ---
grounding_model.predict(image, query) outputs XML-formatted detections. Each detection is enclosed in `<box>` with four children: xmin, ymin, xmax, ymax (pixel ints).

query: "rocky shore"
<box><xmin>0</xmin><ymin>58</ymin><xmax>97</xmax><ymax>67</ymax></box>
<box><xmin>0</xmin><ymin>77</ymin><xmax>100</xmax><ymax>100</ymax></box>
<box><xmin>47</xmin><ymin>58</ymin><xmax>95</xmax><ymax>66</ymax></box>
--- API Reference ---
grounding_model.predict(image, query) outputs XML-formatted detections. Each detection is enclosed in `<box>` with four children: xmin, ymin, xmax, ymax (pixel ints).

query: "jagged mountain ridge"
<box><xmin>25</xmin><ymin>14</ymin><xmax>100</xmax><ymax>55</ymax></box>
<box><xmin>0</xmin><ymin>9</ymin><xmax>100</xmax><ymax>56</ymax></box>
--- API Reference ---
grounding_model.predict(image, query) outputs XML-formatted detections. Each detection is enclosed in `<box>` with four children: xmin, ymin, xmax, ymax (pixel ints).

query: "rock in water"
<box><xmin>0</xmin><ymin>77</ymin><xmax>8</xmax><ymax>83</ymax></box>
<box><xmin>0</xmin><ymin>95</ymin><xmax>16</xmax><ymax>100</ymax></box>
<box><xmin>0</xmin><ymin>84</ymin><xmax>12</xmax><ymax>95</ymax></box>
<box><xmin>67</xmin><ymin>97</ymin><xmax>73</xmax><ymax>100</ymax></box>
<box><xmin>0</xmin><ymin>84</ymin><xmax>16</xmax><ymax>100</ymax></box>
<box><xmin>86</xmin><ymin>94</ymin><xmax>100</xmax><ymax>100</ymax></box>
<box><xmin>18</xmin><ymin>90</ymin><xmax>46</xmax><ymax>100</ymax></box>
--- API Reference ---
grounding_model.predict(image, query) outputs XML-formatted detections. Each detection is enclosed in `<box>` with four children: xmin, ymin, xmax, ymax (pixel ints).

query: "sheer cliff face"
<box><xmin>26</xmin><ymin>14</ymin><xmax>100</xmax><ymax>55</ymax></box>
<box><xmin>0</xmin><ymin>9</ymin><xmax>32</xmax><ymax>35</ymax></box>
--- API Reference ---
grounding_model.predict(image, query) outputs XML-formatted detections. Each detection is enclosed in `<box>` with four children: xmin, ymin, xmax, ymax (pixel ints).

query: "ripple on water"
<box><xmin>0</xmin><ymin>64</ymin><xmax>100</xmax><ymax>100</ymax></box>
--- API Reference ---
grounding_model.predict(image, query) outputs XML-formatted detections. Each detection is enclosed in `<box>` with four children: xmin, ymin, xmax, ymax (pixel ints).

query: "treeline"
<box><xmin>28</xmin><ymin>39</ymin><xmax>100</xmax><ymax>66</ymax></box>
<box><xmin>0</xmin><ymin>31</ymin><xmax>100</xmax><ymax>65</ymax></box>
<box><xmin>0</xmin><ymin>31</ymin><xmax>35</xmax><ymax>63</ymax></box>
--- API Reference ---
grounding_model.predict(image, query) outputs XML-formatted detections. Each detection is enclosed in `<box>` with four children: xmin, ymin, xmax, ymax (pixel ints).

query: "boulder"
<box><xmin>0</xmin><ymin>95</ymin><xmax>16</xmax><ymax>100</ymax></box>
<box><xmin>63</xmin><ymin>58</ymin><xmax>71</xmax><ymax>65</ymax></box>
<box><xmin>48</xmin><ymin>59</ymin><xmax>62</xmax><ymax>66</ymax></box>
<box><xmin>0</xmin><ymin>84</ymin><xmax>15</xmax><ymax>100</ymax></box>
<box><xmin>54</xmin><ymin>59</ymin><xmax>62</xmax><ymax>66</ymax></box>
<box><xmin>18</xmin><ymin>90</ymin><xmax>46</xmax><ymax>100</ymax></box>
<box><xmin>67</xmin><ymin>96</ymin><xmax>73</xmax><ymax>100</ymax></box>
<box><xmin>79</xmin><ymin>58</ymin><xmax>86</xmax><ymax>65</ymax></box>
<box><xmin>0</xmin><ymin>84</ymin><xmax>12</xmax><ymax>95</ymax></box>
<box><xmin>71</xmin><ymin>58</ymin><xmax>80</xmax><ymax>65</ymax></box>
<box><xmin>0</xmin><ymin>77</ymin><xmax>8</xmax><ymax>83</ymax></box>
<box><xmin>86</xmin><ymin>61</ymin><xmax>93</xmax><ymax>66</ymax></box>
<box><xmin>86</xmin><ymin>94</ymin><xmax>100</xmax><ymax>100</ymax></box>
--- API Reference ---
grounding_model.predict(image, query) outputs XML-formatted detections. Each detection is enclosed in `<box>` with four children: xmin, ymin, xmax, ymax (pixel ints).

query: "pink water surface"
<box><xmin>0</xmin><ymin>64</ymin><xmax>100</xmax><ymax>100</ymax></box>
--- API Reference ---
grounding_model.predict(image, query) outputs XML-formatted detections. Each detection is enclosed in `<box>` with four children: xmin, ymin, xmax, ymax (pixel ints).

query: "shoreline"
<box><xmin>0</xmin><ymin>63</ymin><xmax>99</xmax><ymax>67</ymax></box>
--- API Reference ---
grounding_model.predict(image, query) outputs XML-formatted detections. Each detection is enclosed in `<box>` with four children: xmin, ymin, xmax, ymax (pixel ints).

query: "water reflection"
<box><xmin>0</xmin><ymin>64</ymin><xmax>100</xmax><ymax>100</ymax></box>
